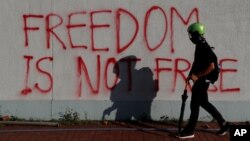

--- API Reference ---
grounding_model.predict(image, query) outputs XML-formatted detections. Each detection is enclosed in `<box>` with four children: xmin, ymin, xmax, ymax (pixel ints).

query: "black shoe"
<box><xmin>217</xmin><ymin>122</ymin><xmax>230</xmax><ymax>136</ymax></box>
<box><xmin>176</xmin><ymin>131</ymin><xmax>195</xmax><ymax>139</ymax></box>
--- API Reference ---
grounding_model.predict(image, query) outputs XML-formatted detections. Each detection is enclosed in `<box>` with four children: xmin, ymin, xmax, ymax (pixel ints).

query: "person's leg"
<box><xmin>183</xmin><ymin>96</ymin><xmax>200</xmax><ymax>132</ymax></box>
<box><xmin>198</xmin><ymin>80</ymin><xmax>229</xmax><ymax>135</ymax></box>
<box><xmin>197</xmin><ymin>81</ymin><xmax>225</xmax><ymax>125</ymax></box>
<box><xmin>201</xmin><ymin>101</ymin><xmax>225</xmax><ymax>126</ymax></box>
<box><xmin>200</xmin><ymin>93</ymin><xmax>229</xmax><ymax>135</ymax></box>
<box><xmin>183</xmin><ymin>79</ymin><xmax>209</xmax><ymax>132</ymax></box>
<box><xmin>178</xmin><ymin>81</ymin><xmax>202</xmax><ymax>139</ymax></box>
<box><xmin>180</xmin><ymin>80</ymin><xmax>204</xmax><ymax>136</ymax></box>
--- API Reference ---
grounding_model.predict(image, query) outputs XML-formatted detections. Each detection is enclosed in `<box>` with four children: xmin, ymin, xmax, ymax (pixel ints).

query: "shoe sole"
<box><xmin>217</xmin><ymin>131</ymin><xmax>227</xmax><ymax>136</ymax></box>
<box><xmin>177</xmin><ymin>134</ymin><xmax>195</xmax><ymax>139</ymax></box>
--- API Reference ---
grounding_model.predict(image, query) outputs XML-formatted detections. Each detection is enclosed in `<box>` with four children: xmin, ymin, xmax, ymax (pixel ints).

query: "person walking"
<box><xmin>177</xmin><ymin>22</ymin><xmax>229</xmax><ymax>139</ymax></box>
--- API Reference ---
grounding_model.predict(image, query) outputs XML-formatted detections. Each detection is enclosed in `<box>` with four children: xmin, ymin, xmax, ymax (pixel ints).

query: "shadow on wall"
<box><xmin>102</xmin><ymin>55</ymin><xmax>158</xmax><ymax>121</ymax></box>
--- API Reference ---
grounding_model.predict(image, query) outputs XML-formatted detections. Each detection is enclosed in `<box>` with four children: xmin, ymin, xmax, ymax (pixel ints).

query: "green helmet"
<box><xmin>187</xmin><ymin>22</ymin><xmax>205</xmax><ymax>35</ymax></box>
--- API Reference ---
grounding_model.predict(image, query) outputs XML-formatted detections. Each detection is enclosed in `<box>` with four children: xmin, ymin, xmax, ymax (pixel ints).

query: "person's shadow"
<box><xmin>102</xmin><ymin>55</ymin><xmax>158</xmax><ymax>121</ymax></box>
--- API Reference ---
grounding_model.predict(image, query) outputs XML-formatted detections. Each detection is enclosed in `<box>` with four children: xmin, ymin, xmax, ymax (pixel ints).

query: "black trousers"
<box><xmin>184</xmin><ymin>78</ymin><xmax>225</xmax><ymax>132</ymax></box>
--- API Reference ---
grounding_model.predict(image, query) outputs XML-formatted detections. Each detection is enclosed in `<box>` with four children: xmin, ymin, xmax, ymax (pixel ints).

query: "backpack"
<box><xmin>206</xmin><ymin>47</ymin><xmax>220</xmax><ymax>84</ymax></box>
<box><xmin>206</xmin><ymin>64</ymin><xmax>220</xmax><ymax>84</ymax></box>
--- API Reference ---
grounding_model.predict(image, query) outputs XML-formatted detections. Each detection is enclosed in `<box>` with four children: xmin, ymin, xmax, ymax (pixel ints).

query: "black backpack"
<box><xmin>206</xmin><ymin>47</ymin><xmax>220</xmax><ymax>84</ymax></box>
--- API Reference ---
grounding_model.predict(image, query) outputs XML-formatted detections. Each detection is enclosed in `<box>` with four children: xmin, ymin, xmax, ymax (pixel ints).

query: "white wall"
<box><xmin>0</xmin><ymin>0</ymin><xmax>250</xmax><ymax>121</ymax></box>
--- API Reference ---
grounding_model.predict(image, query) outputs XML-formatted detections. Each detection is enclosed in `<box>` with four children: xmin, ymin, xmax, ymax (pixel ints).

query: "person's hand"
<box><xmin>190</xmin><ymin>74</ymin><xmax>198</xmax><ymax>83</ymax></box>
<box><xmin>186</xmin><ymin>76</ymin><xmax>191</xmax><ymax>84</ymax></box>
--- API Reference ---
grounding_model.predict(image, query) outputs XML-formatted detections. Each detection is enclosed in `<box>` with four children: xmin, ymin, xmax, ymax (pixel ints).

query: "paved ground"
<box><xmin>0</xmin><ymin>121</ymin><xmax>229</xmax><ymax>141</ymax></box>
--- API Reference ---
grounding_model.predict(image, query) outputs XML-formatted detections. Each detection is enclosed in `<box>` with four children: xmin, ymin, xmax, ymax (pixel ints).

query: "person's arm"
<box><xmin>197</xmin><ymin>62</ymin><xmax>215</xmax><ymax>78</ymax></box>
<box><xmin>191</xmin><ymin>62</ymin><xmax>215</xmax><ymax>82</ymax></box>
<box><xmin>188</xmin><ymin>64</ymin><xmax>194</xmax><ymax>77</ymax></box>
<box><xmin>187</xmin><ymin>61</ymin><xmax>195</xmax><ymax>81</ymax></box>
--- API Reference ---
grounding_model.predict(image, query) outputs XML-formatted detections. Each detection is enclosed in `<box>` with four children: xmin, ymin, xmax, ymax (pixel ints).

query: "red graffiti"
<box><xmin>77</xmin><ymin>55</ymin><xmax>101</xmax><ymax>96</ymax></box>
<box><xmin>219</xmin><ymin>59</ymin><xmax>240</xmax><ymax>92</ymax></box>
<box><xmin>104</xmin><ymin>58</ymin><xmax>119</xmax><ymax>90</ymax></box>
<box><xmin>21</xmin><ymin>55</ymin><xmax>33</xmax><ymax>95</ymax></box>
<box><xmin>21</xmin><ymin>6</ymin><xmax>240</xmax><ymax>97</ymax></box>
<box><xmin>170</xmin><ymin>7</ymin><xmax>199</xmax><ymax>53</ymax></box>
<box><xmin>173</xmin><ymin>58</ymin><xmax>191</xmax><ymax>91</ymax></box>
<box><xmin>155</xmin><ymin>58</ymin><xmax>172</xmax><ymax>91</ymax></box>
<box><xmin>23</xmin><ymin>6</ymin><xmax>199</xmax><ymax>54</ymax></box>
<box><xmin>155</xmin><ymin>57</ymin><xmax>192</xmax><ymax>92</ymax></box>
<box><xmin>67</xmin><ymin>11</ymin><xmax>88</xmax><ymax>49</ymax></box>
<box><xmin>144</xmin><ymin>6</ymin><xmax>168</xmax><ymax>51</ymax></box>
<box><xmin>23</xmin><ymin>15</ymin><xmax>44</xmax><ymax>47</ymax></box>
<box><xmin>21</xmin><ymin>55</ymin><xmax>240</xmax><ymax>96</ymax></box>
<box><xmin>21</xmin><ymin>55</ymin><xmax>53</xmax><ymax>95</ymax></box>
<box><xmin>75</xmin><ymin>56</ymin><xmax>239</xmax><ymax>96</ymax></box>
<box><xmin>46</xmin><ymin>14</ymin><xmax>66</xmax><ymax>50</ymax></box>
<box><xmin>34</xmin><ymin>57</ymin><xmax>53</xmax><ymax>93</ymax></box>
<box><xmin>90</xmin><ymin>10</ymin><xmax>112</xmax><ymax>52</ymax></box>
<box><xmin>115</xmin><ymin>8</ymin><xmax>139</xmax><ymax>54</ymax></box>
